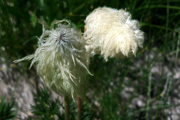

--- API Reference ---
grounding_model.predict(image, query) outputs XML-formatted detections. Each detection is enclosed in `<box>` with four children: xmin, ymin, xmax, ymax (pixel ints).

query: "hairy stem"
<box><xmin>65</xmin><ymin>96</ymin><xmax>70</xmax><ymax>120</ymax></box>
<box><xmin>77</xmin><ymin>96</ymin><xmax>81</xmax><ymax>120</ymax></box>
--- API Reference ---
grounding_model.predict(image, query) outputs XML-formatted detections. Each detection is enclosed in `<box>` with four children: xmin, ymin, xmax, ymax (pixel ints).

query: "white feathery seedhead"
<box><xmin>14</xmin><ymin>20</ymin><xmax>91</xmax><ymax>101</ymax></box>
<box><xmin>84</xmin><ymin>7</ymin><xmax>144</xmax><ymax>59</ymax></box>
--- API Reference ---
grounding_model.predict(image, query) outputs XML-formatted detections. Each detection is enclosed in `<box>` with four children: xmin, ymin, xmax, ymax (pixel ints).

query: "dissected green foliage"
<box><xmin>0</xmin><ymin>97</ymin><xmax>17</xmax><ymax>120</ymax></box>
<box><xmin>30</xmin><ymin>88</ymin><xmax>94</xmax><ymax>120</ymax></box>
<box><xmin>31</xmin><ymin>88</ymin><xmax>64</xmax><ymax>120</ymax></box>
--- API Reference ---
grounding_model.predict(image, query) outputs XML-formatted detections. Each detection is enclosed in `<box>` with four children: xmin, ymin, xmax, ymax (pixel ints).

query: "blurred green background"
<box><xmin>1</xmin><ymin>0</ymin><xmax>180</xmax><ymax>120</ymax></box>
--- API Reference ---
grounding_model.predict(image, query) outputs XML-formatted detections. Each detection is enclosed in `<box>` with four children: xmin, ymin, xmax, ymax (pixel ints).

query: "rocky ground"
<box><xmin>0</xmin><ymin>49</ymin><xmax>180</xmax><ymax>119</ymax></box>
<box><xmin>0</xmin><ymin>55</ymin><xmax>63</xmax><ymax>119</ymax></box>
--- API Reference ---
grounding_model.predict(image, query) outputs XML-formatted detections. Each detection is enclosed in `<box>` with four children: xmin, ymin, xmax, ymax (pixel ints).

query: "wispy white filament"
<box><xmin>84</xmin><ymin>7</ymin><xmax>144</xmax><ymax>59</ymax></box>
<box><xmin>14</xmin><ymin>20</ymin><xmax>91</xmax><ymax>100</ymax></box>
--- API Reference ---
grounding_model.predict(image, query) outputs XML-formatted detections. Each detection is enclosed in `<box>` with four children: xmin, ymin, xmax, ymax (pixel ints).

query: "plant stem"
<box><xmin>77</xmin><ymin>96</ymin><xmax>81</xmax><ymax>120</ymax></box>
<box><xmin>65</xmin><ymin>96</ymin><xmax>70</xmax><ymax>120</ymax></box>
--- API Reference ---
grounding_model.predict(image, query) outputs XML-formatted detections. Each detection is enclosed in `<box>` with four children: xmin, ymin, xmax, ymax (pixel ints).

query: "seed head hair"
<box><xmin>84</xmin><ymin>7</ymin><xmax>144</xmax><ymax>59</ymax></box>
<box><xmin>14</xmin><ymin>20</ymin><xmax>91</xmax><ymax>101</ymax></box>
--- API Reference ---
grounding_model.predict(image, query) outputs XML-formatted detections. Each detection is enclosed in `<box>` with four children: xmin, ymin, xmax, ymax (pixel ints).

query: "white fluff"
<box><xmin>84</xmin><ymin>7</ymin><xmax>144</xmax><ymax>59</ymax></box>
<box><xmin>14</xmin><ymin>20</ymin><xmax>91</xmax><ymax>101</ymax></box>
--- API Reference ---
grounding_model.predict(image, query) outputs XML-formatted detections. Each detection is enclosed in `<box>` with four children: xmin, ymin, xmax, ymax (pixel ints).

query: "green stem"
<box><xmin>65</xmin><ymin>96</ymin><xmax>70</xmax><ymax>120</ymax></box>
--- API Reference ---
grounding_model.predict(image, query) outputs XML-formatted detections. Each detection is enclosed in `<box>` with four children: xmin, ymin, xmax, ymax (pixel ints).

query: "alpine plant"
<box><xmin>14</xmin><ymin>20</ymin><xmax>91</xmax><ymax>101</ymax></box>
<box><xmin>84</xmin><ymin>7</ymin><xmax>144</xmax><ymax>60</ymax></box>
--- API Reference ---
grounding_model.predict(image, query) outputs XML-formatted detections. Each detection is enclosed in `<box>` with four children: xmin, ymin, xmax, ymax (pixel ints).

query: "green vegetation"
<box><xmin>1</xmin><ymin>0</ymin><xmax>180</xmax><ymax>119</ymax></box>
<box><xmin>0</xmin><ymin>97</ymin><xmax>17</xmax><ymax>120</ymax></box>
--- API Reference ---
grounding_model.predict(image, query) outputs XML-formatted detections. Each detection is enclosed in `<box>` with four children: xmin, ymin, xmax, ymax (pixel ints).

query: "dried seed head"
<box><xmin>14</xmin><ymin>20</ymin><xmax>91</xmax><ymax>101</ymax></box>
<box><xmin>84</xmin><ymin>7</ymin><xmax>144</xmax><ymax>60</ymax></box>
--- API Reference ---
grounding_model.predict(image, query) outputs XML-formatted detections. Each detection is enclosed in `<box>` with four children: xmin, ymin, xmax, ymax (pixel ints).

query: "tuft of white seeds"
<box><xmin>84</xmin><ymin>7</ymin><xmax>144</xmax><ymax>59</ymax></box>
<box><xmin>14</xmin><ymin>20</ymin><xmax>91</xmax><ymax>101</ymax></box>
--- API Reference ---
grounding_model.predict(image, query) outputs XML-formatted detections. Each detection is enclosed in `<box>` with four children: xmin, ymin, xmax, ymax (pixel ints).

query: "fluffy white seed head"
<box><xmin>14</xmin><ymin>20</ymin><xmax>91</xmax><ymax>101</ymax></box>
<box><xmin>84</xmin><ymin>7</ymin><xmax>144</xmax><ymax>59</ymax></box>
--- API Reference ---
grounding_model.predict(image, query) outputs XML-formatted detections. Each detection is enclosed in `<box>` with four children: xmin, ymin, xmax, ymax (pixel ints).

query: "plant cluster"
<box><xmin>1</xmin><ymin>0</ymin><xmax>180</xmax><ymax>119</ymax></box>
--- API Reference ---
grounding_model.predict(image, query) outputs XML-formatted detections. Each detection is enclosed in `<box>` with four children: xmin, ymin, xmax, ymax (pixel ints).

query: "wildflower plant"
<box><xmin>14</xmin><ymin>6</ymin><xmax>144</xmax><ymax>120</ymax></box>
<box><xmin>3</xmin><ymin>0</ymin><xmax>180</xmax><ymax>119</ymax></box>
<box><xmin>84</xmin><ymin>7</ymin><xmax>144</xmax><ymax>59</ymax></box>
<box><xmin>14</xmin><ymin>20</ymin><xmax>91</xmax><ymax>101</ymax></box>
